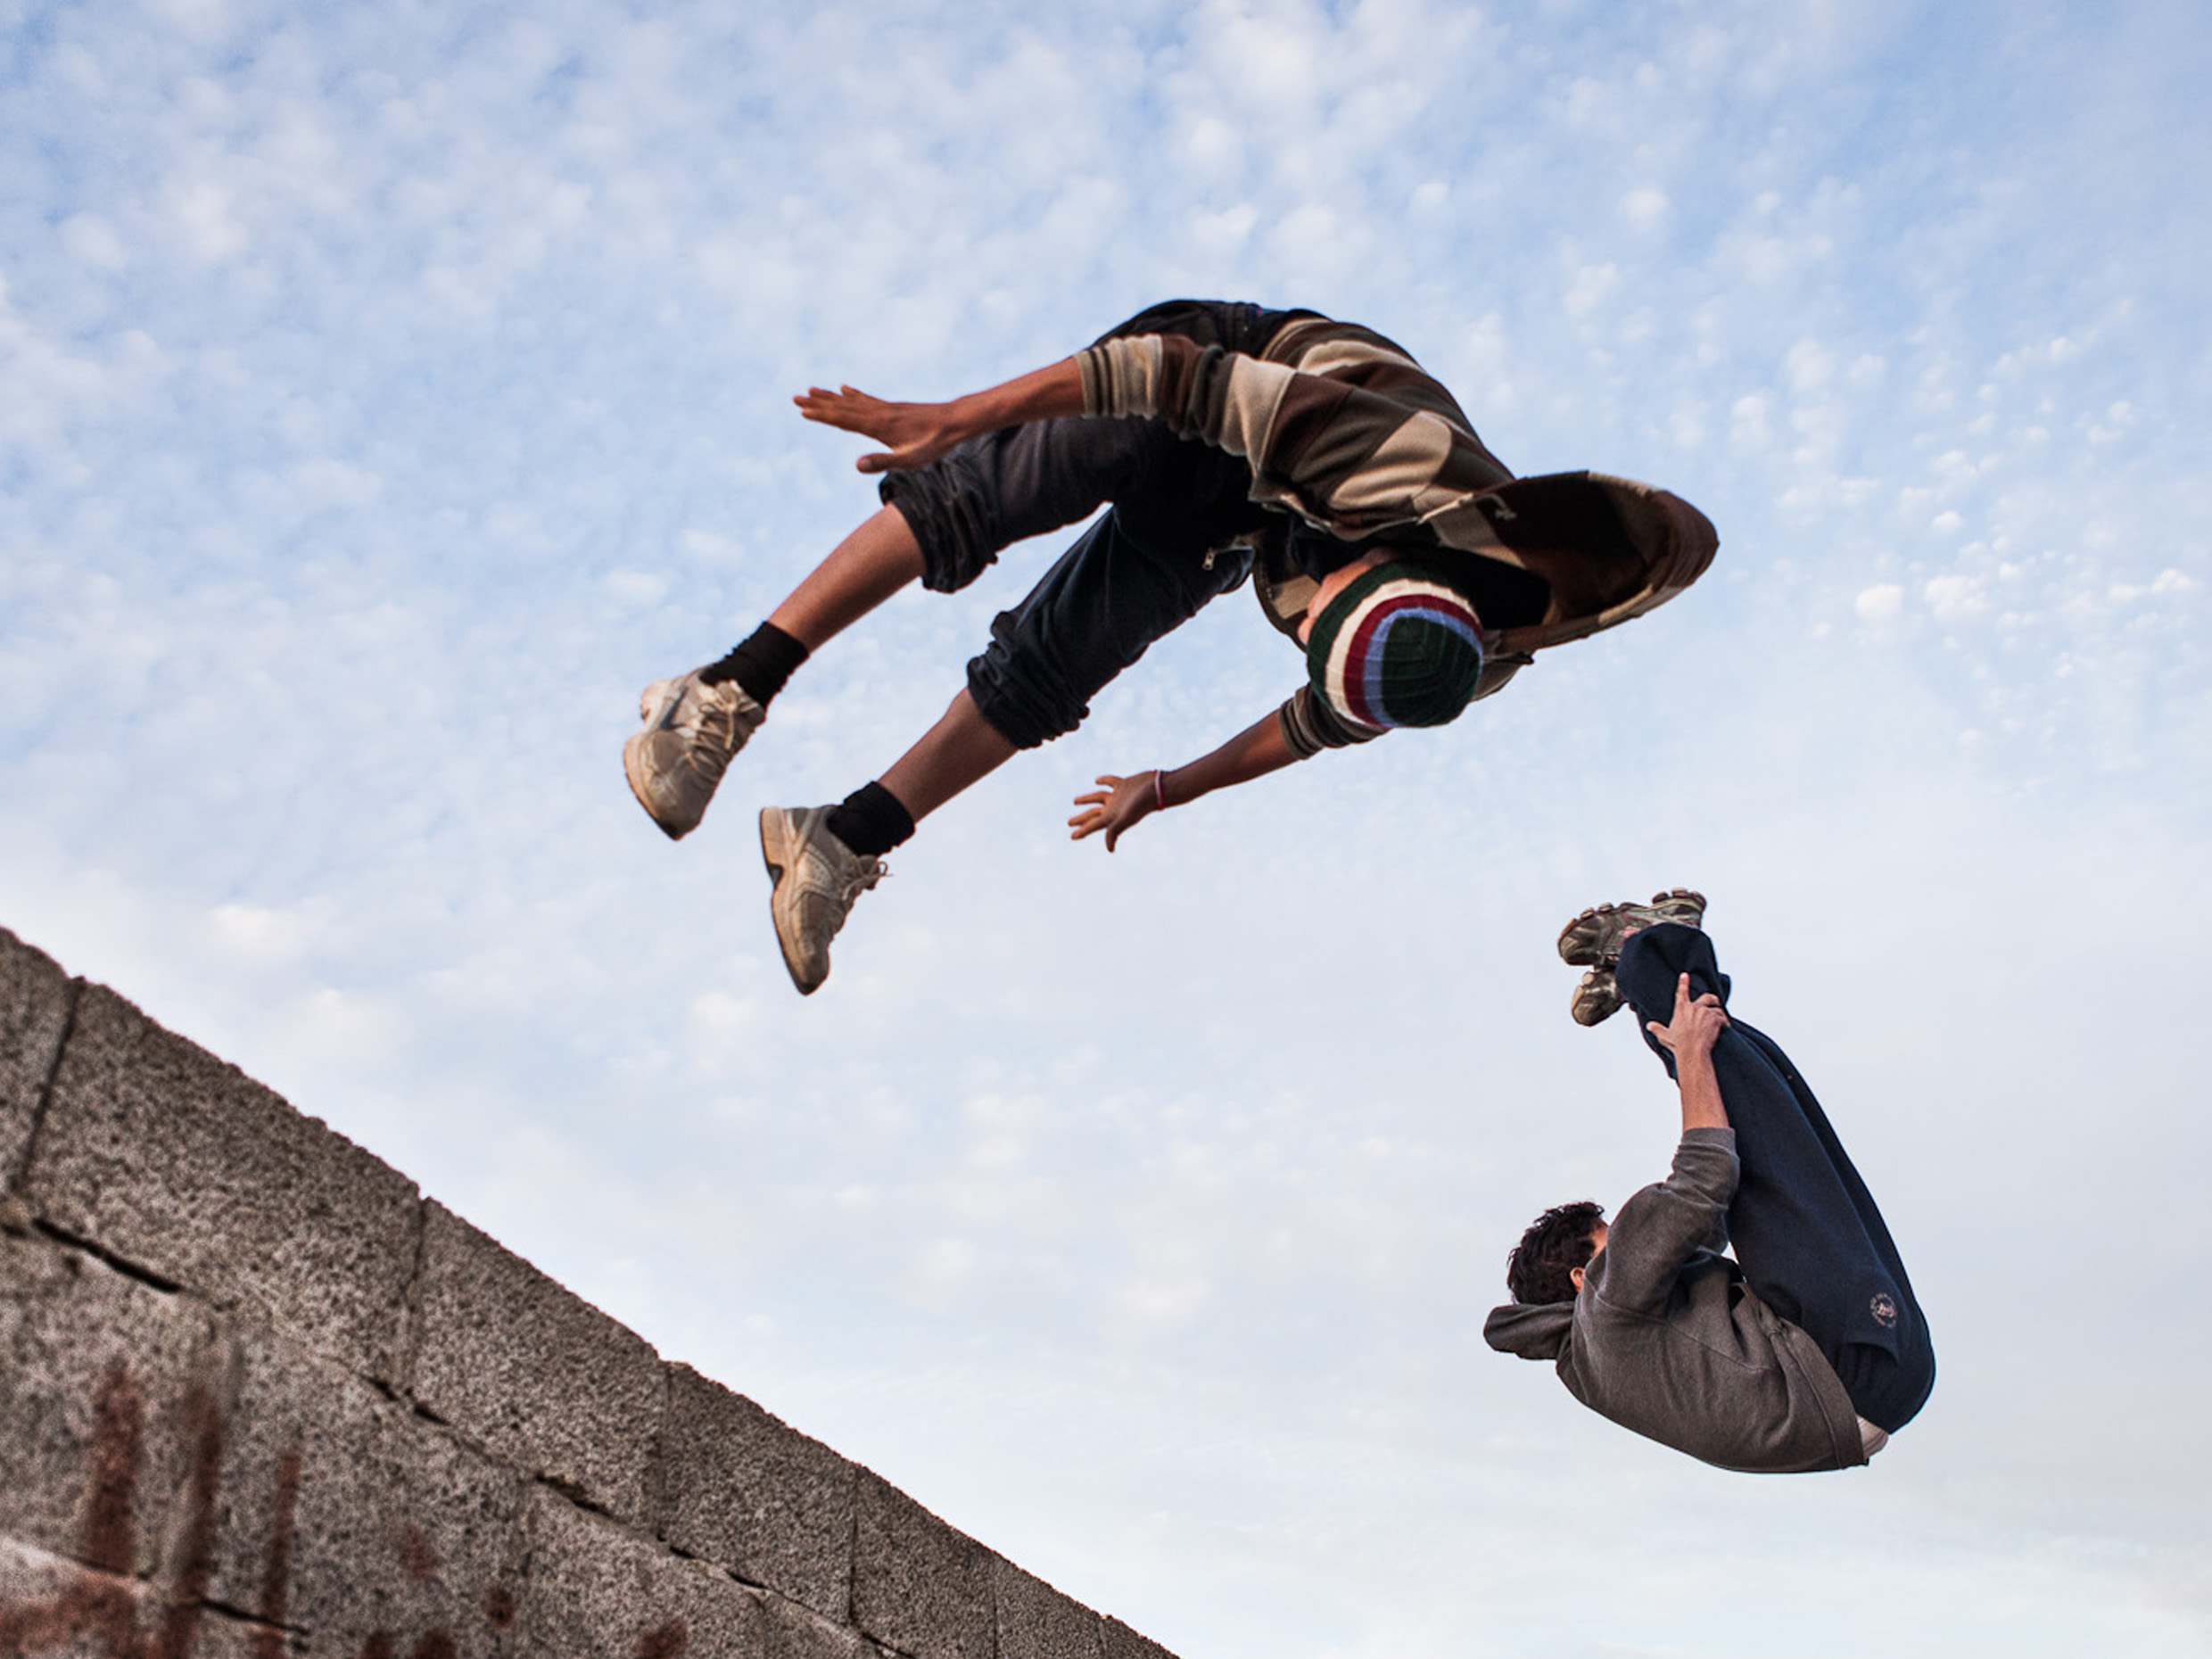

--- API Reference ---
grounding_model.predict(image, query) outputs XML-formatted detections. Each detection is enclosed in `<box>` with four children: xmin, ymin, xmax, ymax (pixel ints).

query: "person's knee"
<box><xmin>966</xmin><ymin>654</ymin><xmax>1087</xmax><ymax>751</ymax></box>
<box><xmin>881</xmin><ymin>457</ymin><xmax>1002</xmax><ymax>595</ymax></box>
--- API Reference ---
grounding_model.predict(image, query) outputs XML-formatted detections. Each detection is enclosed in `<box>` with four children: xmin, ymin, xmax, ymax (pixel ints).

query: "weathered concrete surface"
<box><xmin>0</xmin><ymin>1230</ymin><xmax>221</xmax><ymax>1580</ymax></box>
<box><xmin>0</xmin><ymin>929</ymin><xmax>72</xmax><ymax>1192</ymax></box>
<box><xmin>410</xmin><ymin>1201</ymin><xmax>666</xmax><ymax>1527</ymax></box>
<box><xmin>517</xmin><ymin>1488</ymin><xmax>764</xmax><ymax>1657</ymax></box>
<box><xmin>995</xmin><ymin>1560</ymin><xmax>1109</xmax><ymax>1659</ymax></box>
<box><xmin>662</xmin><ymin>1364</ymin><xmax>857</xmax><ymax>1622</ymax></box>
<box><xmin>23</xmin><ymin>982</ymin><xmax>422</xmax><ymax>1384</ymax></box>
<box><xmin>853</xmin><ymin>1473</ymin><xmax>996</xmax><ymax>1659</ymax></box>
<box><xmin>1102</xmin><ymin>1616</ymin><xmax>1181</xmax><ymax>1659</ymax></box>
<box><xmin>205</xmin><ymin>1325</ymin><xmax>533</xmax><ymax>1655</ymax></box>
<box><xmin>0</xmin><ymin>922</ymin><xmax>1185</xmax><ymax>1659</ymax></box>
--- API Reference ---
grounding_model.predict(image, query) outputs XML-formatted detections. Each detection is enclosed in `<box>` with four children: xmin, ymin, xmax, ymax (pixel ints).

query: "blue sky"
<box><xmin>4</xmin><ymin>0</ymin><xmax>2208</xmax><ymax>1655</ymax></box>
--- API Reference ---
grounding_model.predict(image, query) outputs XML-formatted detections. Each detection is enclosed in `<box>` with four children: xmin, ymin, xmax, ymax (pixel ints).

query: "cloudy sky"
<box><xmin>4</xmin><ymin>0</ymin><xmax>2209</xmax><ymax>1653</ymax></box>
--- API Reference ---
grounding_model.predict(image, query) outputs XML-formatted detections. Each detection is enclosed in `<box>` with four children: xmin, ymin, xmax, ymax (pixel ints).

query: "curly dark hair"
<box><xmin>1505</xmin><ymin>1201</ymin><xmax>1607</xmax><ymax>1305</ymax></box>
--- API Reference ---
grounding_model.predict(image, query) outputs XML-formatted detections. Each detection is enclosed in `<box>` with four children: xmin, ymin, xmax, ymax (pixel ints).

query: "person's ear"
<box><xmin>1569</xmin><ymin>1264</ymin><xmax>1586</xmax><ymax>1292</ymax></box>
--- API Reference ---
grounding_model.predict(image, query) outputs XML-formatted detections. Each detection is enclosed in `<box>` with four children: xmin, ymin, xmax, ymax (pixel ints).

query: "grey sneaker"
<box><xmin>625</xmin><ymin>671</ymin><xmax>765</xmax><ymax>840</ymax></box>
<box><xmin>1556</xmin><ymin>888</ymin><xmax>1707</xmax><ymax>968</ymax></box>
<box><xmin>1570</xmin><ymin>969</ymin><xmax>1623</xmax><ymax>1027</ymax></box>
<box><xmin>759</xmin><ymin>805</ymin><xmax>887</xmax><ymax>995</ymax></box>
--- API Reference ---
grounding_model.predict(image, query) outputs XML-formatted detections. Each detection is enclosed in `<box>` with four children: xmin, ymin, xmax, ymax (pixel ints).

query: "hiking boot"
<box><xmin>1570</xmin><ymin>968</ymin><xmax>1623</xmax><ymax>1027</ymax></box>
<box><xmin>1556</xmin><ymin>888</ymin><xmax>1707</xmax><ymax>968</ymax></box>
<box><xmin>624</xmin><ymin>671</ymin><xmax>765</xmax><ymax>840</ymax></box>
<box><xmin>760</xmin><ymin>805</ymin><xmax>887</xmax><ymax>995</ymax></box>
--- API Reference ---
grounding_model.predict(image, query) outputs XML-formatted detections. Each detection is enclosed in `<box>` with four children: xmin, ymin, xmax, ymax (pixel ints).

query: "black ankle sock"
<box><xmin>699</xmin><ymin>622</ymin><xmax>808</xmax><ymax>704</ymax></box>
<box><xmin>824</xmin><ymin>781</ymin><xmax>915</xmax><ymax>859</ymax></box>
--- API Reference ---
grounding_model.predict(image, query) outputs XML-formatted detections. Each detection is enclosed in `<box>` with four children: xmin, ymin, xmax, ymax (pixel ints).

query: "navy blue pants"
<box><xmin>880</xmin><ymin>300</ymin><xmax>1335</xmax><ymax>750</ymax></box>
<box><xmin>1616</xmin><ymin>924</ymin><xmax>1936</xmax><ymax>1432</ymax></box>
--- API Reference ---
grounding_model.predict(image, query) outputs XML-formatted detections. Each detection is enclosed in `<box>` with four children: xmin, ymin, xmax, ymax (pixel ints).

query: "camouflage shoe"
<box><xmin>1556</xmin><ymin>888</ymin><xmax>1707</xmax><ymax>968</ymax></box>
<box><xmin>624</xmin><ymin>670</ymin><xmax>765</xmax><ymax>840</ymax></box>
<box><xmin>760</xmin><ymin>805</ymin><xmax>887</xmax><ymax>995</ymax></box>
<box><xmin>1570</xmin><ymin>968</ymin><xmax>1623</xmax><ymax>1027</ymax></box>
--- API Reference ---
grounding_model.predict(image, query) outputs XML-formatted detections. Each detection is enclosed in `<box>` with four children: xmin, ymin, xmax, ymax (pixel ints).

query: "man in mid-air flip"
<box><xmin>624</xmin><ymin>300</ymin><xmax>1715</xmax><ymax>992</ymax></box>
<box><xmin>1484</xmin><ymin>896</ymin><xmax>1936</xmax><ymax>1472</ymax></box>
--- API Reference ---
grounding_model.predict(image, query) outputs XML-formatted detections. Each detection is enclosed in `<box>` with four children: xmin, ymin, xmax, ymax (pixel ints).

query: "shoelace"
<box><xmin>813</xmin><ymin>861</ymin><xmax>887</xmax><ymax>945</ymax></box>
<box><xmin>674</xmin><ymin>695</ymin><xmax>739</xmax><ymax>782</ymax></box>
<box><xmin>838</xmin><ymin>863</ymin><xmax>887</xmax><ymax>904</ymax></box>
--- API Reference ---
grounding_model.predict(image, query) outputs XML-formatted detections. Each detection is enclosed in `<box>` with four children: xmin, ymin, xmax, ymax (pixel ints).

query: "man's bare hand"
<box><xmin>1068</xmin><ymin>773</ymin><xmax>1160</xmax><ymax>853</ymax></box>
<box><xmin>794</xmin><ymin>385</ymin><xmax>970</xmax><ymax>474</ymax></box>
<box><xmin>1647</xmin><ymin>972</ymin><xmax>1729</xmax><ymax>1061</ymax></box>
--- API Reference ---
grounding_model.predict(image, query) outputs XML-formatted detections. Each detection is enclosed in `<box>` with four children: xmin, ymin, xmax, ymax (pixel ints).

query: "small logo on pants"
<box><xmin>1870</xmin><ymin>1292</ymin><xmax>1899</xmax><ymax>1328</ymax></box>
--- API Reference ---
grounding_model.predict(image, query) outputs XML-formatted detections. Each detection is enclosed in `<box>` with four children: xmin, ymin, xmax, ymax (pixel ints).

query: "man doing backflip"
<box><xmin>1484</xmin><ymin>896</ymin><xmax>1936</xmax><ymax>1472</ymax></box>
<box><xmin>625</xmin><ymin>301</ymin><xmax>1716</xmax><ymax>993</ymax></box>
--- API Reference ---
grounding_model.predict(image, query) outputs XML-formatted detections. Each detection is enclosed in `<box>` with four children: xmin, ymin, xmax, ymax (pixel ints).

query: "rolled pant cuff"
<box><xmin>879</xmin><ymin>464</ymin><xmax>1002</xmax><ymax>594</ymax></box>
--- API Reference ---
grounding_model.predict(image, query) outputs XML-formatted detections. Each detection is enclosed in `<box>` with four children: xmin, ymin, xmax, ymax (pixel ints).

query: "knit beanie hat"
<box><xmin>1305</xmin><ymin>562</ymin><xmax>1485</xmax><ymax>731</ymax></box>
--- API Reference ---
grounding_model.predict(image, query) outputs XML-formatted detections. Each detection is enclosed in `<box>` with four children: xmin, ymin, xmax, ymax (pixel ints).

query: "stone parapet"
<box><xmin>0</xmin><ymin>925</ymin><xmax>1179</xmax><ymax>1659</ymax></box>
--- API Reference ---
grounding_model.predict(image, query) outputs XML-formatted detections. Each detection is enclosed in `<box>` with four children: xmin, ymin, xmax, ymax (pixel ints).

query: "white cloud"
<box><xmin>1856</xmin><ymin>582</ymin><xmax>1905</xmax><ymax>622</ymax></box>
<box><xmin>1621</xmin><ymin>186</ymin><xmax>1671</xmax><ymax>228</ymax></box>
<box><xmin>1924</xmin><ymin>573</ymin><xmax>1985</xmax><ymax>619</ymax></box>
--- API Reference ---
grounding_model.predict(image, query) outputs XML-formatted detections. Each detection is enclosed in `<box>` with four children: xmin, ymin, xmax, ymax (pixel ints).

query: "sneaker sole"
<box><xmin>758</xmin><ymin>808</ymin><xmax>822</xmax><ymax>995</ymax></box>
<box><xmin>625</xmin><ymin>680</ymin><xmax>695</xmax><ymax>841</ymax></box>
<box><xmin>624</xmin><ymin>733</ymin><xmax>692</xmax><ymax>841</ymax></box>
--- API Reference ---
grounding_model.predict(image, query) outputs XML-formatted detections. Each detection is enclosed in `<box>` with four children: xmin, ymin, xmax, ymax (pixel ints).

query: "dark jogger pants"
<box><xmin>878</xmin><ymin>301</ymin><xmax>1318</xmax><ymax>750</ymax></box>
<box><xmin>1615</xmin><ymin>924</ymin><xmax>1936</xmax><ymax>1432</ymax></box>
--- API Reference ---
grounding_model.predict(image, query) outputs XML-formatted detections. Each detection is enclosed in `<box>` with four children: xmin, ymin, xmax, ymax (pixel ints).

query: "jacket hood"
<box><xmin>1483</xmin><ymin>1300</ymin><xmax>1573</xmax><ymax>1360</ymax></box>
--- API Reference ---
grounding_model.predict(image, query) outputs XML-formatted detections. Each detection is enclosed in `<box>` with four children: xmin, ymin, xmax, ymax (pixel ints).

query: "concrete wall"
<box><xmin>0</xmin><ymin>926</ymin><xmax>1181</xmax><ymax>1659</ymax></box>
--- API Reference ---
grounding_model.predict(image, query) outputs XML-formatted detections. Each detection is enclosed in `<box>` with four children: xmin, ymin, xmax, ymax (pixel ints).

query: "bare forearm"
<box><xmin>1676</xmin><ymin>1047</ymin><xmax>1729</xmax><ymax>1133</ymax></box>
<box><xmin>945</xmin><ymin>358</ymin><xmax>1086</xmax><ymax>439</ymax></box>
<box><xmin>1158</xmin><ymin>711</ymin><xmax>1305</xmax><ymax>808</ymax></box>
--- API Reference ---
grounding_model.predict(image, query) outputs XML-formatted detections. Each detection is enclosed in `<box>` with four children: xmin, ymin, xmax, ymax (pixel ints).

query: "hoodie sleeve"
<box><xmin>1589</xmin><ymin>1128</ymin><xmax>1739</xmax><ymax>1318</ymax></box>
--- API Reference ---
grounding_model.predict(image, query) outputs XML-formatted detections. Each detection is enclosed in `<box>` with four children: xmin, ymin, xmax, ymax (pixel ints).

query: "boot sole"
<box><xmin>1556</xmin><ymin>889</ymin><xmax>1707</xmax><ymax>965</ymax></box>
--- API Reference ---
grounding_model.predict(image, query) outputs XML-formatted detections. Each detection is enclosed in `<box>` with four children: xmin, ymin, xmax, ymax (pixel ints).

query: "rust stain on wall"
<box><xmin>2</xmin><ymin>1358</ymin><xmax>694</xmax><ymax>1658</ymax></box>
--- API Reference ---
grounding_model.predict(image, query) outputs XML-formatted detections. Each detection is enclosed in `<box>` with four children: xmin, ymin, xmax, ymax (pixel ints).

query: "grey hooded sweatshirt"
<box><xmin>1483</xmin><ymin>1127</ymin><xmax>1869</xmax><ymax>1473</ymax></box>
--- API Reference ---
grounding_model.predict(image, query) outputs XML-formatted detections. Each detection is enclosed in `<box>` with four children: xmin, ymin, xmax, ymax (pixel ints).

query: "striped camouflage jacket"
<box><xmin>1077</xmin><ymin>315</ymin><xmax>1718</xmax><ymax>712</ymax></box>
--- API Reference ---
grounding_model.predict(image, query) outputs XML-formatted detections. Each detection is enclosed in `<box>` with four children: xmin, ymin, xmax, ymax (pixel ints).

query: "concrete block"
<box><xmin>0</xmin><ymin>1230</ymin><xmax>222</xmax><ymax>1579</ymax></box>
<box><xmin>995</xmin><ymin>1561</ymin><xmax>1105</xmax><ymax>1659</ymax></box>
<box><xmin>0</xmin><ymin>928</ymin><xmax>74</xmax><ymax>1192</ymax></box>
<box><xmin>410</xmin><ymin>1202</ymin><xmax>664</xmax><ymax>1526</ymax></box>
<box><xmin>850</xmin><ymin>1473</ymin><xmax>993</xmax><ymax>1659</ymax></box>
<box><xmin>660</xmin><ymin>1366</ymin><xmax>855</xmax><ymax>1620</ymax></box>
<box><xmin>515</xmin><ymin>1486</ymin><xmax>764</xmax><ymax>1659</ymax></box>
<box><xmin>22</xmin><ymin>985</ymin><xmax>421</xmax><ymax>1382</ymax></box>
<box><xmin>759</xmin><ymin>1593</ymin><xmax>878</xmax><ymax>1659</ymax></box>
<box><xmin>1101</xmin><ymin>1616</ymin><xmax>1179</xmax><ymax>1659</ymax></box>
<box><xmin>201</xmin><ymin>1323</ymin><xmax>531</xmax><ymax>1658</ymax></box>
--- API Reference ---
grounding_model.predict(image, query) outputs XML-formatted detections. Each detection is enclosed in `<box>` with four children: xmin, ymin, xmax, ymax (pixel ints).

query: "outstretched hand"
<box><xmin>1069</xmin><ymin>773</ymin><xmax>1160</xmax><ymax>853</ymax></box>
<box><xmin>1647</xmin><ymin>972</ymin><xmax>1729</xmax><ymax>1061</ymax></box>
<box><xmin>793</xmin><ymin>385</ymin><xmax>968</xmax><ymax>474</ymax></box>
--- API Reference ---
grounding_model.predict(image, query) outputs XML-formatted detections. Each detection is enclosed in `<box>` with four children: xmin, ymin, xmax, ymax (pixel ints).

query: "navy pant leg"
<box><xmin>876</xmin><ymin>300</ymin><xmax>1334</xmax><ymax>749</ymax></box>
<box><xmin>964</xmin><ymin>471</ymin><xmax>1260</xmax><ymax>748</ymax></box>
<box><xmin>881</xmin><ymin>299</ymin><xmax>1311</xmax><ymax>596</ymax></box>
<box><xmin>1616</xmin><ymin>925</ymin><xmax>1936</xmax><ymax>1432</ymax></box>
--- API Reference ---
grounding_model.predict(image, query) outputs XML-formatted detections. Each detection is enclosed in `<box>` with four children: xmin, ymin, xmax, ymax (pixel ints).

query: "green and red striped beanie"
<box><xmin>1305</xmin><ymin>562</ymin><xmax>1485</xmax><ymax>731</ymax></box>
